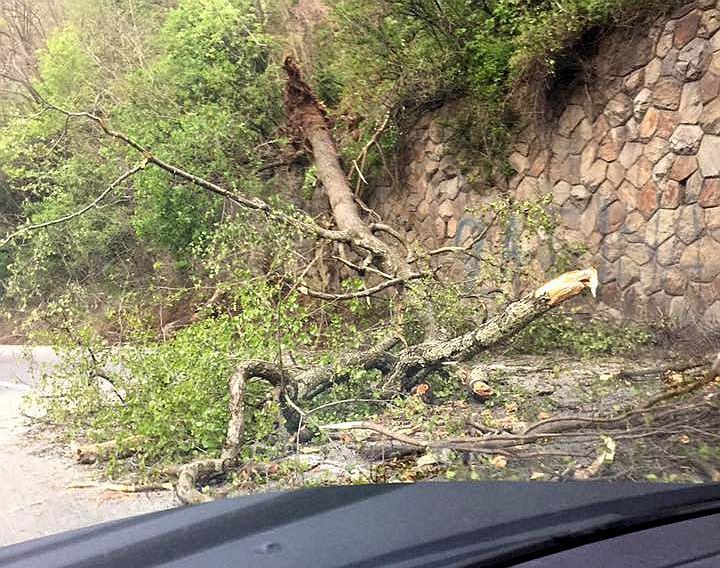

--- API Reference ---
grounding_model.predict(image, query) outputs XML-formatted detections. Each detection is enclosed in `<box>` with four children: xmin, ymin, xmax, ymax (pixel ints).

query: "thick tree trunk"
<box><xmin>283</xmin><ymin>56</ymin><xmax>412</xmax><ymax>279</ymax></box>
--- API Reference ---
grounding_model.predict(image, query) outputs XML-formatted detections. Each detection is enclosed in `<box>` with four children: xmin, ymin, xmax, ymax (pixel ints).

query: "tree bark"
<box><xmin>283</xmin><ymin>56</ymin><xmax>412</xmax><ymax>279</ymax></box>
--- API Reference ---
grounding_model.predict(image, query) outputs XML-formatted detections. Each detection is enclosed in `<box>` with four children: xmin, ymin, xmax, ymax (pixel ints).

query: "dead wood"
<box><xmin>386</xmin><ymin>268</ymin><xmax>599</xmax><ymax>388</ymax></box>
<box><xmin>71</xmin><ymin>435</ymin><xmax>146</xmax><ymax>464</ymax></box>
<box><xmin>174</xmin><ymin>269</ymin><xmax>599</xmax><ymax>503</ymax></box>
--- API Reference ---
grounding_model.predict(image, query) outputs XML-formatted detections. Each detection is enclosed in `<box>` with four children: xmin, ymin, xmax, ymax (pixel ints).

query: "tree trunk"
<box><xmin>283</xmin><ymin>56</ymin><xmax>411</xmax><ymax>279</ymax></box>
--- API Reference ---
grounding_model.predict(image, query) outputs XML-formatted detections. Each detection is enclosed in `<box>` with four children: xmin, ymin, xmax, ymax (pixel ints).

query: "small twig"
<box><xmin>0</xmin><ymin>163</ymin><xmax>145</xmax><ymax>248</ymax></box>
<box><xmin>299</xmin><ymin>273</ymin><xmax>424</xmax><ymax>301</ymax></box>
<box><xmin>66</xmin><ymin>482</ymin><xmax>174</xmax><ymax>493</ymax></box>
<box><xmin>320</xmin><ymin>420</ymin><xmax>428</xmax><ymax>448</ymax></box>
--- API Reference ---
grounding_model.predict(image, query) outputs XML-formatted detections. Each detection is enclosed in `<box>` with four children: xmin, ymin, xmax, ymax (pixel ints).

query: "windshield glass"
<box><xmin>0</xmin><ymin>0</ymin><xmax>718</xmax><ymax>547</ymax></box>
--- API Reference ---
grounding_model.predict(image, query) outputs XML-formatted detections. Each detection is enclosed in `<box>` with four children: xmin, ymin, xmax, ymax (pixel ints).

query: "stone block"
<box><xmin>655</xmin><ymin>110</ymin><xmax>681</xmax><ymax>139</ymax></box>
<box><xmin>625</xmin><ymin>242</ymin><xmax>652</xmax><ymax>265</ymax></box>
<box><xmin>581</xmin><ymin>159</ymin><xmax>608</xmax><ymax>191</ymax></box>
<box><xmin>639</xmin><ymin>268</ymin><xmax>663</xmax><ymax>296</ymax></box>
<box><xmin>645</xmin><ymin>57</ymin><xmax>662</xmax><ymax>86</ymax></box>
<box><xmin>699</xmin><ymin>9</ymin><xmax>720</xmax><ymax>38</ymax></box>
<box><xmin>653</xmin><ymin>77</ymin><xmax>683</xmax><ymax>110</ymax></box>
<box><xmin>438</xmin><ymin>200</ymin><xmax>455</xmax><ymax>220</ymax></box>
<box><xmin>601</xmin><ymin>232</ymin><xmax>626</xmax><ymax>262</ymax></box>
<box><xmin>552</xmin><ymin>180</ymin><xmax>572</xmax><ymax>206</ymax></box>
<box><xmin>660</xmin><ymin>180</ymin><xmax>685</xmax><ymax>209</ymax></box>
<box><xmin>662</xmin><ymin>49</ymin><xmax>681</xmax><ymax>78</ymax></box>
<box><xmin>616</xmin><ymin>257</ymin><xmax>641</xmax><ymax>289</ymax></box>
<box><xmin>676</xmin><ymin>37</ymin><xmax>711</xmax><ymax>81</ymax></box>
<box><xmin>625</xmin><ymin>68</ymin><xmax>645</xmax><ymax>93</ymax></box>
<box><xmin>679</xmin><ymin>236</ymin><xmax>720</xmax><ymax>281</ymax></box>
<box><xmin>556</xmin><ymin>105</ymin><xmax>586</xmax><ymax>137</ymax></box>
<box><xmin>685</xmin><ymin>170</ymin><xmax>704</xmax><ymax>203</ymax></box>
<box><xmin>433</xmin><ymin>216</ymin><xmax>446</xmax><ymax>239</ymax></box>
<box><xmin>597</xmin><ymin>201</ymin><xmax>626</xmax><ymax>235</ymax></box>
<box><xmin>698</xmin><ymin>134</ymin><xmax>720</xmax><ymax>176</ymax></box>
<box><xmin>446</xmin><ymin>216</ymin><xmax>458</xmax><ymax>239</ymax></box>
<box><xmin>678</xmin><ymin>80</ymin><xmax>704</xmax><ymax>124</ymax></box>
<box><xmin>657</xmin><ymin>236</ymin><xmax>686</xmax><ymax>266</ymax></box>
<box><xmin>606</xmin><ymin>161</ymin><xmax>626</xmax><ymax>187</ymax></box>
<box><xmin>652</xmin><ymin>153</ymin><xmax>675</xmax><ymax>183</ymax></box>
<box><xmin>551</xmin><ymin>135</ymin><xmax>571</xmax><ymax>160</ymax></box>
<box><xmin>638</xmin><ymin>107</ymin><xmax>660</xmax><ymax>140</ymax></box>
<box><xmin>598</xmin><ymin>262</ymin><xmax>617</xmax><ymax>284</ymax></box>
<box><xmin>699</xmin><ymin>96</ymin><xmax>720</xmax><ymax>133</ymax></box>
<box><xmin>529</xmin><ymin>151</ymin><xmax>550</xmax><ymax>177</ymax></box>
<box><xmin>626</xmin><ymin>156</ymin><xmax>654</xmax><ymax>187</ymax></box>
<box><xmin>622</xmin><ymin>210</ymin><xmax>647</xmax><ymax>238</ymax></box>
<box><xmin>676</xmin><ymin>205</ymin><xmax>705</xmax><ymax>244</ymax></box>
<box><xmin>645</xmin><ymin>208</ymin><xmax>682</xmax><ymax>247</ymax></box>
<box><xmin>657</xmin><ymin>30</ymin><xmax>675</xmax><ymax>58</ymax></box>
<box><xmin>438</xmin><ymin>176</ymin><xmax>461</xmax><ymax>200</ymax></box>
<box><xmin>424</xmin><ymin>158</ymin><xmax>440</xmax><ymax>179</ymax></box>
<box><xmin>674</xmin><ymin>10</ymin><xmax>702</xmax><ymax>48</ymax></box>
<box><xmin>633</xmin><ymin>87</ymin><xmax>653</xmax><ymax>121</ymax></box>
<box><xmin>669</xmin><ymin>155</ymin><xmax>699</xmax><ymax>181</ymax></box>
<box><xmin>638</xmin><ymin>181</ymin><xmax>660</xmax><ymax>219</ymax></box>
<box><xmin>699</xmin><ymin>70</ymin><xmax>720</xmax><ymax>103</ymax></box>
<box><xmin>619</xmin><ymin>141</ymin><xmax>644</xmax><ymax>168</ymax></box>
<box><xmin>604</xmin><ymin>93</ymin><xmax>634</xmax><ymax>126</ymax></box>
<box><xmin>663</xmin><ymin>269</ymin><xmax>688</xmax><ymax>296</ymax></box>
<box><xmin>617</xmin><ymin>180</ymin><xmax>638</xmax><ymax>210</ymax></box>
<box><xmin>705</xmin><ymin>206</ymin><xmax>720</xmax><ymax>240</ymax></box>
<box><xmin>570</xmin><ymin>118</ymin><xmax>594</xmax><ymax>147</ymax></box>
<box><xmin>646</xmin><ymin>290</ymin><xmax>672</xmax><ymax>316</ymax></box>
<box><xmin>702</xmin><ymin>301</ymin><xmax>720</xmax><ymax>328</ymax></box>
<box><xmin>669</xmin><ymin>124</ymin><xmax>704</xmax><ymax>154</ymax></box>
<box><xmin>644</xmin><ymin>137</ymin><xmax>670</xmax><ymax>163</ymax></box>
<box><xmin>699</xmin><ymin>177</ymin><xmax>720</xmax><ymax>207</ymax></box>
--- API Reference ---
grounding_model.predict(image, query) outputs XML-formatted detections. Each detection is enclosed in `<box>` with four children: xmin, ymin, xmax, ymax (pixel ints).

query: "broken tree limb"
<box><xmin>386</xmin><ymin>268</ymin><xmax>599</xmax><ymax>388</ymax></box>
<box><xmin>320</xmin><ymin>421</ymin><xmax>428</xmax><ymax>448</ymax></box>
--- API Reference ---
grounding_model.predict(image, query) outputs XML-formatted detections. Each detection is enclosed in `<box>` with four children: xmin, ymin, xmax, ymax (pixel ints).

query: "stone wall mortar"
<box><xmin>368</xmin><ymin>1</ymin><xmax>720</xmax><ymax>327</ymax></box>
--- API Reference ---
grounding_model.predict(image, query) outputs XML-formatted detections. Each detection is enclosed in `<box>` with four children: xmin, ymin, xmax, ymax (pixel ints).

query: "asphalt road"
<box><xmin>0</xmin><ymin>346</ymin><xmax>180</xmax><ymax>548</ymax></box>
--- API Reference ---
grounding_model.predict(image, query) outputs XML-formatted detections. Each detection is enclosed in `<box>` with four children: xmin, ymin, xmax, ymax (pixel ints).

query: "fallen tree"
<box><xmin>2</xmin><ymin>57</ymin><xmax>618</xmax><ymax>502</ymax></box>
<box><xmin>175</xmin><ymin>268</ymin><xmax>599</xmax><ymax>504</ymax></box>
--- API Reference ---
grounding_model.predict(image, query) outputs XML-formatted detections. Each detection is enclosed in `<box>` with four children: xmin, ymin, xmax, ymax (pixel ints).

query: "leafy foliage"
<box><xmin>510</xmin><ymin>312</ymin><xmax>655</xmax><ymax>357</ymax></box>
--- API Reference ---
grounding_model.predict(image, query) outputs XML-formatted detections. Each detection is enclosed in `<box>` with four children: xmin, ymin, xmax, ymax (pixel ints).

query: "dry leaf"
<box><xmin>679</xmin><ymin>434</ymin><xmax>691</xmax><ymax>444</ymax></box>
<box><xmin>416</xmin><ymin>453</ymin><xmax>438</xmax><ymax>467</ymax></box>
<box><xmin>574</xmin><ymin>436</ymin><xmax>616</xmax><ymax>480</ymax></box>
<box><xmin>489</xmin><ymin>455</ymin><xmax>507</xmax><ymax>469</ymax></box>
<box><xmin>538</xmin><ymin>411</ymin><xmax>552</xmax><ymax>420</ymax></box>
<box><xmin>529</xmin><ymin>471</ymin><xmax>546</xmax><ymax>480</ymax></box>
<box><xmin>504</xmin><ymin>402</ymin><xmax>518</xmax><ymax>413</ymax></box>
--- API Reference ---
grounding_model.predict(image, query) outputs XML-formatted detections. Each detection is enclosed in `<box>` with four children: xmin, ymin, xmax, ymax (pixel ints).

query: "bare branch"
<box><xmin>298</xmin><ymin>272</ymin><xmax>424</xmax><ymax>300</ymax></box>
<box><xmin>0</xmin><ymin>162</ymin><xmax>145</xmax><ymax>249</ymax></box>
<box><xmin>321</xmin><ymin>420</ymin><xmax>428</xmax><ymax>447</ymax></box>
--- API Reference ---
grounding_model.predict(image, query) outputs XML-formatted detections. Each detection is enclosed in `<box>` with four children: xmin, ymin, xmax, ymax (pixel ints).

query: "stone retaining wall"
<box><xmin>368</xmin><ymin>1</ymin><xmax>720</xmax><ymax>327</ymax></box>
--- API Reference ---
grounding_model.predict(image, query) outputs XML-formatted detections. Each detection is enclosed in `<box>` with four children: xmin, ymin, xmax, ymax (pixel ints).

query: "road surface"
<box><xmin>0</xmin><ymin>346</ymin><xmax>180</xmax><ymax>547</ymax></box>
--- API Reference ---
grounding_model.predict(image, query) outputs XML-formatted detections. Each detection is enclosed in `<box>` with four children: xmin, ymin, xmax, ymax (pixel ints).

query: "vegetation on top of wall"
<box><xmin>317</xmin><ymin>0</ymin><xmax>679</xmax><ymax>178</ymax></box>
